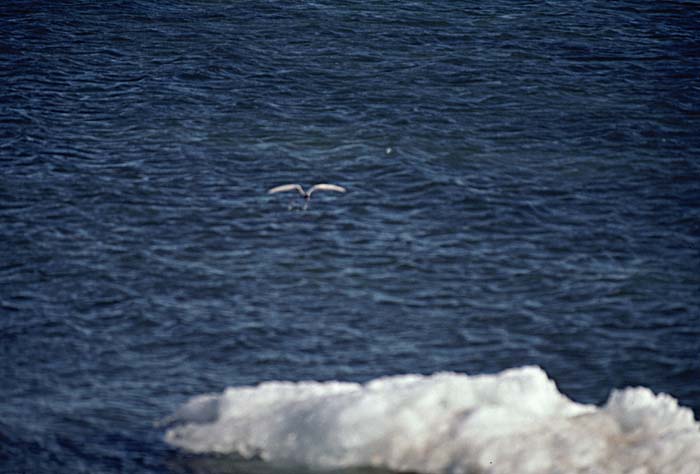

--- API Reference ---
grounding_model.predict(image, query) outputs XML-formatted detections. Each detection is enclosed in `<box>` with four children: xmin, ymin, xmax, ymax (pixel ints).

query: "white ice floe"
<box><xmin>164</xmin><ymin>366</ymin><xmax>700</xmax><ymax>474</ymax></box>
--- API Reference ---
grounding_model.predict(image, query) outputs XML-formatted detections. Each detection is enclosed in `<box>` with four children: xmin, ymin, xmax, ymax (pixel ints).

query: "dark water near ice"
<box><xmin>2</xmin><ymin>1</ymin><xmax>699</xmax><ymax>472</ymax></box>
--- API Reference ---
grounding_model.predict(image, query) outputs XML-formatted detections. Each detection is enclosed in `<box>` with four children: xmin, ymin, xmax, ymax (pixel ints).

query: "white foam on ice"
<box><xmin>164</xmin><ymin>366</ymin><xmax>700</xmax><ymax>474</ymax></box>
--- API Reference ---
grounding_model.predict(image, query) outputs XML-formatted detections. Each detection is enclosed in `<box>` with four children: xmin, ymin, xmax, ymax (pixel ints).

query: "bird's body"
<box><xmin>267</xmin><ymin>183</ymin><xmax>346</xmax><ymax>201</ymax></box>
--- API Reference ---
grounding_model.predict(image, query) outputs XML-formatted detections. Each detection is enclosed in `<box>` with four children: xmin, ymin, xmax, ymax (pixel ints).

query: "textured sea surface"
<box><xmin>1</xmin><ymin>1</ymin><xmax>699</xmax><ymax>473</ymax></box>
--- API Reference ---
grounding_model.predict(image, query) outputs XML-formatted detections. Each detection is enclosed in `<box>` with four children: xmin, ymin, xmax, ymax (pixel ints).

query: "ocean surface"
<box><xmin>2</xmin><ymin>1</ymin><xmax>699</xmax><ymax>473</ymax></box>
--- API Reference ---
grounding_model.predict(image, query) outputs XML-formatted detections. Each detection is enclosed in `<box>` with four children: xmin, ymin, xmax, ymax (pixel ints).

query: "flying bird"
<box><xmin>267</xmin><ymin>183</ymin><xmax>347</xmax><ymax>201</ymax></box>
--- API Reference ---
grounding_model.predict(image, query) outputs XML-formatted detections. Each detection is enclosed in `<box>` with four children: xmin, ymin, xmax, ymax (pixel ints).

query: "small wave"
<box><xmin>164</xmin><ymin>366</ymin><xmax>700</xmax><ymax>474</ymax></box>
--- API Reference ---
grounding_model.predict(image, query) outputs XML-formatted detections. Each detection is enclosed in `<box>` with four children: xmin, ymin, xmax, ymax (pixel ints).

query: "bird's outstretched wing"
<box><xmin>267</xmin><ymin>184</ymin><xmax>306</xmax><ymax>196</ymax></box>
<box><xmin>308</xmin><ymin>183</ymin><xmax>346</xmax><ymax>196</ymax></box>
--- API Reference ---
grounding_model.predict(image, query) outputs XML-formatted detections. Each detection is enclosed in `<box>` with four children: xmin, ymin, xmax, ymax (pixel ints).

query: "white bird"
<box><xmin>267</xmin><ymin>183</ymin><xmax>346</xmax><ymax>201</ymax></box>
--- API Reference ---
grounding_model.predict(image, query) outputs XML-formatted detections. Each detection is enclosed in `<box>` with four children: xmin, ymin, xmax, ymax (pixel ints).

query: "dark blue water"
<box><xmin>2</xmin><ymin>1</ymin><xmax>699</xmax><ymax>473</ymax></box>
